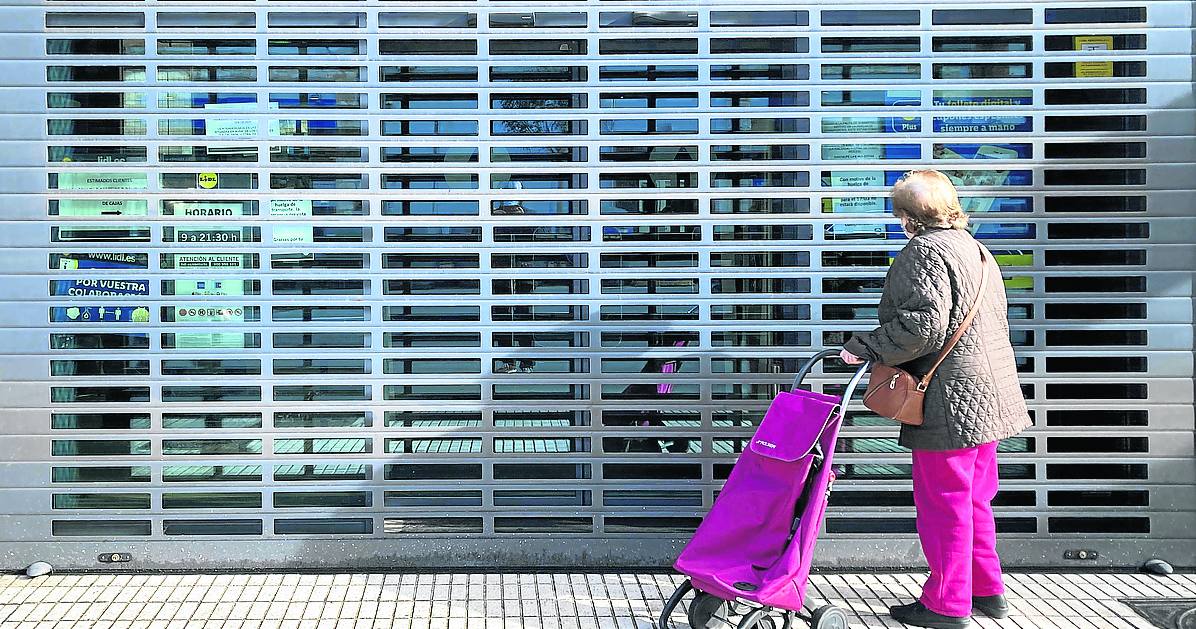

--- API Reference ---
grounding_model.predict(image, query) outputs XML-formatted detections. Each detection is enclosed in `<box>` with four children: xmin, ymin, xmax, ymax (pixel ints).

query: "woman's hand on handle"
<box><xmin>839</xmin><ymin>349</ymin><xmax>865</xmax><ymax>365</ymax></box>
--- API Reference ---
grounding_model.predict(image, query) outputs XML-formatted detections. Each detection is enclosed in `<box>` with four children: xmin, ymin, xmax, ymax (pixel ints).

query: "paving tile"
<box><xmin>117</xmin><ymin>602</ymin><xmax>146</xmax><ymax>623</ymax></box>
<box><xmin>172</xmin><ymin>601</ymin><xmax>200</xmax><ymax>621</ymax></box>
<box><xmin>97</xmin><ymin>602</ymin><xmax>126</xmax><ymax>622</ymax></box>
<box><xmin>361</xmin><ymin>585</ymin><xmax>382</xmax><ymax>602</ymax></box>
<box><xmin>300</xmin><ymin>601</ymin><xmax>325</xmax><ymax>620</ymax></box>
<box><xmin>137</xmin><ymin>602</ymin><xmax>166</xmax><ymax>621</ymax></box>
<box><xmin>263</xmin><ymin>601</ymin><xmax>289</xmax><ymax>620</ymax></box>
<box><xmin>192</xmin><ymin>602</ymin><xmax>218</xmax><ymax>620</ymax></box>
<box><xmin>210</xmin><ymin>601</ymin><xmax>237</xmax><ymax>620</ymax></box>
<box><xmin>256</xmin><ymin>585</ymin><xmax>280</xmax><ymax>601</ymax></box>
<box><xmin>229</xmin><ymin>601</ymin><xmax>254</xmax><ymax>619</ymax></box>
<box><xmin>182</xmin><ymin>587</ymin><xmax>208</xmax><ymax>604</ymax></box>
<box><xmin>291</xmin><ymin>586</ymin><xmax>314</xmax><ymax>602</ymax></box>
<box><xmin>0</xmin><ymin>571</ymin><xmax>1186</xmax><ymax>628</ymax></box>
<box><xmin>282</xmin><ymin>603</ymin><xmax>305</xmax><ymax>620</ymax></box>
<box><xmin>377</xmin><ymin>601</ymin><xmax>399</xmax><ymax>618</ymax></box>
<box><xmin>1109</xmin><ymin>575</ymin><xmax>1155</xmax><ymax>598</ymax></box>
<box><xmin>61</xmin><ymin>602</ymin><xmax>93</xmax><ymax>621</ymax></box>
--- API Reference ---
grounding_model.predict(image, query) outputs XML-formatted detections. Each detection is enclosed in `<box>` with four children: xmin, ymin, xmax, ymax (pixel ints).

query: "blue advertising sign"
<box><xmin>941</xmin><ymin>170</ymin><xmax>1033</xmax><ymax>186</ymax></box>
<box><xmin>197</xmin><ymin>93</ymin><xmax>255</xmax><ymax>108</ymax></box>
<box><xmin>885</xmin><ymin>117</ymin><xmax>922</xmax><ymax>133</ymax></box>
<box><xmin>934</xmin><ymin>143</ymin><xmax>1033</xmax><ymax>160</ymax></box>
<box><xmin>932</xmin><ymin>90</ymin><xmax>1033</xmax><ymax>107</ymax></box>
<box><xmin>822</xmin><ymin>144</ymin><xmax>922</xmax><ymax>160</ymax></box>
<box><xmin>51</xmin><ymin>306</ymin><xmax>151</xmax><ymax>323</ymax></box>
<box><xmin>972</xmin><ymin>223</ymin><xmax>1037</xmax><ymax>239</ymax></box>
<box><xmin>51</xmin><ymin>279</ymin><xmax>151</xmax><ymax>297</ymax></box>
<box><xmin>933</xmin><ymin>116</ymin><xmax>1033</xmax><ymax>133</ymax></box>
<box><xmin>53</xmin><ymin>253</ymin><xmax>148</xmax><ymax>269</ymax></box>
<box><xmin>822</xmin><ymin>90</ymin><xmax>921</xmax><ymax>107</ymax></box>
<box><xmin>883</xmin><ymin>91</ymin><xmax>921</xmax><ymax>106</ymax></box>
<box><xmin>960</xmin><ymin>197</ymin><xmax>1033</xmax><ymax>214</ymax></box>
<box><xmin>822</xmin><ymin>117</ymin><xmax>922</xmax><ymax>134</ymax></box>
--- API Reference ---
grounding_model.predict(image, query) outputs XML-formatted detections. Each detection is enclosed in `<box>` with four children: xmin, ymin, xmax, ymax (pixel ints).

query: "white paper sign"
<box><xmin>828</xmin><ymin>171</ymin><xmax>883</xmax><ymax>187</ymax></box>
<box><xmin>174</xmin><ymin>305</ymin><xmax>246</xmax><ymax>323</ymax></box>
<box><xmin>269</xmin><ymin>199</ymin><xmax>313</xmax><ymax>217</ymax></box>
<box><xmin>272</xmin><ymin>226</ymin><xmax>314</xmax><ymax>243</ymax></box>
<box><xmin>176</xmin><ymin>332</ymin><xmax>248</xmax><ymax>348</ymax></box>
<box><xmin>827</xmin><ymin>197</ymin><xmax>886</xmax><ymax>213</ymax></box>
<box><xmin>206</xmin><ymin>119</ymin><xmax>259</xmax><ymax>137</ymax></box>
<box><xmin>205</xmin><ymin>102</ymin><xmax>257</xmax><ymax>112</ymax></box>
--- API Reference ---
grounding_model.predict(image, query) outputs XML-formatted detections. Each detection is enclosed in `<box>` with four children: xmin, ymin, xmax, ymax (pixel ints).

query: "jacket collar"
<box><xmin>913</xmin><ymin>226</ymin><xmax>954</xmax><ymax>237</ymax></box>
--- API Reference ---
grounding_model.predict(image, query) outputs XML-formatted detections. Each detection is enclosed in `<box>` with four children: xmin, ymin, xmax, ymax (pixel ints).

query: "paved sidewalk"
<box><xmin>1</xmin><ymin>571</ymin><xmax>1192</xmax><ymax>629</ymax></box>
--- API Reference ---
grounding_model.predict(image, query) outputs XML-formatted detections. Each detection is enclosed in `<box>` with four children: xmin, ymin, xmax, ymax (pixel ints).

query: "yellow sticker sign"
<box><xmin>198</xmin><ymin>172</ymin><xmax>218</xmax><ymax>189</ymax></box>
<box><xmin>1073</xmin><ymin>35</ymin><xmax>1114</xmax><ymax>78</ymax></box>
<box><xmin>1074</xmin><ymin>61</ymin><xmax>1114</xmax><ymax>78</ymax></box>
<box><xmin>1074</xmin><ymin>35</ymin><xmax>1114</xmax><ymax>51</ymax></box>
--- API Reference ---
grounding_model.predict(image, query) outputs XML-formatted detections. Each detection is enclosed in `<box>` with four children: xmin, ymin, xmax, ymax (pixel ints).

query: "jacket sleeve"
<box><xmin>844</xmin><ymin>245</ymin><xmax>952</xmax><ymax>366</ymax></box>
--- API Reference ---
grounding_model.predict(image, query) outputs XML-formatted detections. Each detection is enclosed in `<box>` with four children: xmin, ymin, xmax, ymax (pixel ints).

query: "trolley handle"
<box><xmin>791</xmin><ymin>349</ymin><xmax>872</xmax><ymax>407</ymax></box>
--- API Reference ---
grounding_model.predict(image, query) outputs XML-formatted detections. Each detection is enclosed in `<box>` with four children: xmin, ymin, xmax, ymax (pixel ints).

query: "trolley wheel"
<box><xmin>811</xmin><ymin>604</ymin><xmax>849</xmax><ymax>629</ymax></box>
<box><xmin>687</xmin><ymin>592</ymin><xmax>728</xmax><ymax>629</ymax></box>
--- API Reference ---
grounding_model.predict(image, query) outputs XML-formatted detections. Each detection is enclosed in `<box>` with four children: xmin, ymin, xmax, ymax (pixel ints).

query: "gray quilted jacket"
<box><xmin>844</xmin><ymin>227</ymin><xmax>1031</xmax><ymax>451</ymax></box>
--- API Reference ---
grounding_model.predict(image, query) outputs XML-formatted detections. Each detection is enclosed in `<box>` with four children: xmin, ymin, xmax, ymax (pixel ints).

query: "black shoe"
<box><xmin>889</xmin><ymin>601</ymin><xmax>971</xmax><ymax>628</ymax></box>
<box><xmin>972</xmin><ymin>594</ymin><xmax>1009</xmax><ymax>619</ymax></box>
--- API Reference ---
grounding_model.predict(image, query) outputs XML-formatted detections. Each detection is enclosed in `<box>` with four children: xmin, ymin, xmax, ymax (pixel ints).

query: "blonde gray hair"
<box><xmin>891</xmin><ymin>169</ymin><xmax>969</xmax><ymax>231</ymax></box>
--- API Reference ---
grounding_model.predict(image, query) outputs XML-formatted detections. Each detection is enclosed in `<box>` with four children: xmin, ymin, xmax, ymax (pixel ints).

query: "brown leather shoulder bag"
<box><xmin>862</xmin><ymin>244</ymin><xmax>991</xmax><ymax>426</ymax></box>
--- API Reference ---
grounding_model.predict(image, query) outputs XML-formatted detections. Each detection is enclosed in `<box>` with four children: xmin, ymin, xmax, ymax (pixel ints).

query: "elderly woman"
<box><xmin>839</xmin><ymin>170</ymin><xmax>1031</xmax><ymax>629</ymax></box>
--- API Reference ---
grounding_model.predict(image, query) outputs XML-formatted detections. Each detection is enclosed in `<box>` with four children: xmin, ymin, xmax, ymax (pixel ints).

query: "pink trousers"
<box><xmin>912</xmin><ymin>441</ymin><xmax>1005</xmax><ymax>617</ymax></box>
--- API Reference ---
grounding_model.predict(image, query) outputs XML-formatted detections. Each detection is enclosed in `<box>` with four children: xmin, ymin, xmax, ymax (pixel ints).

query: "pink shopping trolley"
<box><xmin>657</xmin><ymin>349</ymin><xmax>871</xmax><ymax>629</ymax></box>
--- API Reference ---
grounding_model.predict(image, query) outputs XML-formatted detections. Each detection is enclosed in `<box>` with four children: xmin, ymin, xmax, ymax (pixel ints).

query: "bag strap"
<box><xmin>917</xmin><ymin>244</ymin><xmax>992</xmax><ymax>390</ymax></box>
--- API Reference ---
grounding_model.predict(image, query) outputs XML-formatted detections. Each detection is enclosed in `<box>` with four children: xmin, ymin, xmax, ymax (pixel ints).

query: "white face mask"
<box><xmin>900</xmin><ymin>216</ymin><xmax>918</xmax><ymax>238</ymax></box>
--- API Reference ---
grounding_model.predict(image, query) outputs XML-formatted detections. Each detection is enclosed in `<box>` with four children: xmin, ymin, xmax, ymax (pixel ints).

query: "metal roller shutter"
<box><xmin>0</xmin><ymin>0</ymin><xmax>1192</xmax><ymax>570</ymax></box>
